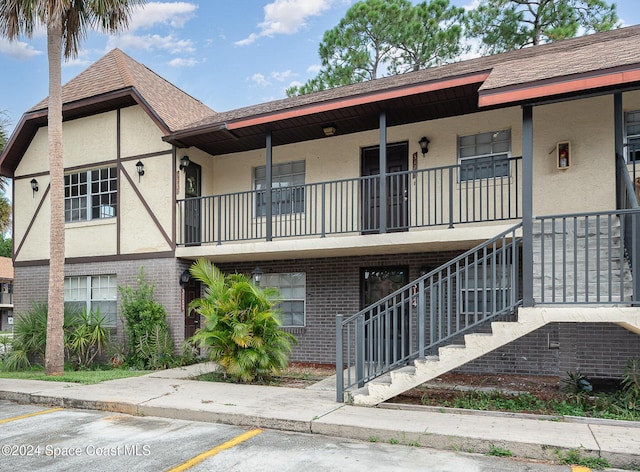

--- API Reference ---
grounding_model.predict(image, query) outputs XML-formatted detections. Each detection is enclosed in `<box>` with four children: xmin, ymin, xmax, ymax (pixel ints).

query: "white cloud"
<box><xmin>236</xmin><ymin>0</ymin><xmax>336</xmax><ymax>46</ymax></box>
<box><xmin>307</xmin><ymin>64</ymin><xmax>321</xmax><ymax>73</ymax></box>
<box><xmin>250</xmin><ymin>73</ymin><xmax>270</xmax><ymax>86</ymax></box>
<box><xmin>128</xmin><ymin>1</ymin><xmax>198</xmax><ymax>31</ymax></box>
<box><xmin>168</xmin><ymin>57</ymin><xmax>198</xmax><ymax>67</ymax></box>
<box><xmin>271</xmin><ymin>70</ymin><xmax>294</xmax><ymax>81</ymax></box>
<box><xmin>0</xmin><ymin>38</ymin><xmax>42</xmax><ymax>60</ymax></box>
<box><xmin>287</xmin><ymin>80</ymin><xmax>304</xmax><ymax>88</ymax></box>
<box><xmin>108</xmin><ymin>33</ymin><xmax>195</xmax><ymax>54</ymax></box>
<box><xmin>63</xmin><ymin>50</ymin><xmax>94</xmax><ymax>67</ymax></box>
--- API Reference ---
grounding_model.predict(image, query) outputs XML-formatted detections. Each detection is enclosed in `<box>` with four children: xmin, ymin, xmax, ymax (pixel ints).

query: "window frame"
<box><xmin>64</xmin><ymin>166</ymin><xmax>117</xmax><ymax>223</ymax></box>
<box><xmin>64</xmin><ymin>275</ymin><xmax>117</xmax><ymax>327</ymax></box>
<box><xmin>253</xmin><ymin>160</ymin><xmax>306</xmax><ymax>218</ymax></box>
<box><xmin>457</xmin><ymin>130</ymin><xmax>511</xmax><ymax>182</ymax></box>
<box><xmin>261</xmin><ymin>272</ymin><xmax>306</xmax><ymax>328</ymax></box>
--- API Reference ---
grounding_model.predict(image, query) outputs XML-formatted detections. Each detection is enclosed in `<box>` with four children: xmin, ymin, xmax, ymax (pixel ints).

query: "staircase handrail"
<box><xmin>341</xmin><ymin>222</ymin><xmax>523</xmax><ymax>326</ymax></box>
<box><xmin>336</xmin><ymin>222</ymin><xmax>523</xmax><ymax>401</ymax></box>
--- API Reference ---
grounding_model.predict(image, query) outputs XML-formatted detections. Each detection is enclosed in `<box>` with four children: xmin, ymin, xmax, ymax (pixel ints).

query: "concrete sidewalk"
<box><xmin>1</xmin><ymin>363</ymin><xmax>639</xmax><ymax>470</ymax></box>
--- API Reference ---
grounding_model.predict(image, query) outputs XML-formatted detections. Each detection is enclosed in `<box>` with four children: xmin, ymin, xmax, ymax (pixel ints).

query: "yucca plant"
<box><xmin>188</xmin><ymin>259</ymin><xmax>296</xmax><ymax>383</ymax></box>
<box><xmin>65</xmin><ymin>309</ymin><xmax>111</xmax><ymax>369</ymax></box>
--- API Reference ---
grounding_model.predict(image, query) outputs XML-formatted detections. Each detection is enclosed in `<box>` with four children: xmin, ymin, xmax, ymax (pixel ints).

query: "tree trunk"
<box><xmin>44</xmin><ymin>20</ymin><xmax>65</xmax><ymax>376</ymax></box>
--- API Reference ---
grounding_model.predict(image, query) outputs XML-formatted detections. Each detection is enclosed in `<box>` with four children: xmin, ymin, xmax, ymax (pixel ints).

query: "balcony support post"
<box><xmin>266</xmin><ymin>131</ymin><xmax>273</xmax><ymax>242</ymax></box>
<box><xmin>379</xmin><ymin>111</ymin><xmax>387</xmax><ymax>234</ymax></box>
<box><xmin>615</xmin><ymin>93</ymin><xmax>623</xmax><ymax>209</ymax></box>
<box><xmin>522</xmin><ymin>105</ymin><xmax>534</xmax><ymax>307</ymax></box>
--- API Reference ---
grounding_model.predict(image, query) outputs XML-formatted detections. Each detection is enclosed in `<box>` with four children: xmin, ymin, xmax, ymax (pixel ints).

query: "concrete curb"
<box><xmin>1</xmin><ymin>376</ymin><xmax>639</xmax><ymax>470</ymax></box>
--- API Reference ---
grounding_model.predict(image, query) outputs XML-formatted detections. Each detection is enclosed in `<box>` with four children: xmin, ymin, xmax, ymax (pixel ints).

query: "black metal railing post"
<box><xmin>448</xmin><ymin>169</ymin><xmax>454</xmax><ymax>229</ymax></box>
<box><xmin>356</xmin><ymin>315</ymin><xmax>365</xmax><ymax>388</ymax></box>
<box><xmin>336</xmin><ymin>314</ymin><xmax>344</xmax><ymax>402</ymax></box>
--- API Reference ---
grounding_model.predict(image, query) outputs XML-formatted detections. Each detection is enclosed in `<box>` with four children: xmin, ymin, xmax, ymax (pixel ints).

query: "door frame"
<box><xmin>360</xmin><ymin>141</ymin><xmax>409</xmax><ymax>233</ymax></box>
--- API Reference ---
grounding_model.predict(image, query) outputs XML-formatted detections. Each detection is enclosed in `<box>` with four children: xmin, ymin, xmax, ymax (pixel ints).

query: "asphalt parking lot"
<box><xmin>0</xmin><ymin>400</ymin><xmax>582</xmax><ymax>471</ymax></box>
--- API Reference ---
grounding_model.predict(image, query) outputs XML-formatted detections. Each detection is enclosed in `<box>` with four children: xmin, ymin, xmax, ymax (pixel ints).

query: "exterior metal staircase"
<box><xmin>336</xmin><ymin>208</ymin><xmax>640</xmax><ymax>406</ymax></box>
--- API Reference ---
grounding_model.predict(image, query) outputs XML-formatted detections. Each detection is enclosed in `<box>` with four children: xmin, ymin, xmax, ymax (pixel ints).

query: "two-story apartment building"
<box><xmin>2</xmin><ymin>25</ymin><xmax>640</xmax><ymax>403</ymax></box>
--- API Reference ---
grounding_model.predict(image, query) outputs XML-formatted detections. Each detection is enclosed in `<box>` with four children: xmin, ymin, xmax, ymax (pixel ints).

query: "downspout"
<box><xmin>379</xmin><ymin>111</ymin><xmax>387</xmax><ymax>234</ymax></box>
<box><xmin>522</xmin><ymin>105</ymin><xmax>534</xmax><ymax>307</ymax></box>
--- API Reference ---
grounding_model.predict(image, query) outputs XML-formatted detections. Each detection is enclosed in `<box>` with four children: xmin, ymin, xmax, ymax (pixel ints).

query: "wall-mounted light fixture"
<box><xmin>418</xmin><ymin>136</ymin><xmax>430</xmax><ymax>156</ymax></box>
<box><xmin>252</xmin><ymin>267</ymin><xmax>263</xmax><ymax>286</ymax></box>
<box><xmin>135</xmin><ymin>160</ymin><xmax>145</xmax><ymax>182</ymax></box>
<box><xmin>179</xmin><ymin>269</ymin><xmax>191</xmax><ymax>286</ymax></box>
<box><xmin>180</xmin><ymin>155</ymin><xmax>191</xmax><ymax>171</ymax></box>
<box><xmin>322</xmin><ymin>126</ymin><xmax>337</xmax><ymax>137</ymax></box>
<box><xmin>30</xmin><ymin>178</ymin><xmax>39</xmax><ymax>197</ymax></box>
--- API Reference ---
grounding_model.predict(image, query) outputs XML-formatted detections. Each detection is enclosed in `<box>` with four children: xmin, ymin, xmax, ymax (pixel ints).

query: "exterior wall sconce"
<box><xmin>322</xmin><ymin>126</ymin><xmax>336</xmax><ymax>137</ymax></box>
<box><xmin>179</xmin><ymin>269</ymin><xmax>191</xmax><ymax>286</ymax></box>
<box><xmin>180</xmin><ymin>155</ymin><xmax>191</xmax><ymax>170</ymax></box>
<box><xmin>30</xmin><ymin>178</ymin><xmax>39</xmax><ymax>197</ymax></box>
<box><xmin>418</xmin><ymin>136</ymin><xmax>430</xmax><ymax>156</ymax></box>
<box><xmin>252</xmin><ymin>267</ymin><xmax>263</xmax><ymax>285</ymax></box>
<box><xmin>135</xmin><ymin>160</ymin><xmax>144</xmax><ymax>182</ymax></box>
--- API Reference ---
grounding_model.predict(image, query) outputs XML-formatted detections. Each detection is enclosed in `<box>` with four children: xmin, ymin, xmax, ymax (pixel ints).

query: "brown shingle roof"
<box><xmin>30</xmin><ymin>48</ymin><xmax>215</xmax><ymax>132</ymax></box>
<box><xmin>182</xmin><ymin>24</ymin><xmax>640</xmax><ymax>132</ymax></box>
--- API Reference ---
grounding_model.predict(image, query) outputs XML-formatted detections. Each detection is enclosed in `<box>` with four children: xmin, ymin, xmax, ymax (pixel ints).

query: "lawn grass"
<box><xmin>0</xmin><ymin>367</ymin><xmax>149</xmax><ymax>384</ymax></box>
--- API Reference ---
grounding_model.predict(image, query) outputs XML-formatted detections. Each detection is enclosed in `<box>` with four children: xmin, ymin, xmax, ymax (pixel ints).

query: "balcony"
<box><xmin>176</xmin><ymin>157</ymin><xmax>522</xmax><ymax>247</ymax></box>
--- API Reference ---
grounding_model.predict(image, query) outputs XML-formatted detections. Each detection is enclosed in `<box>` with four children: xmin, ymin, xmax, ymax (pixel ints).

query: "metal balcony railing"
<box><xmin>0</xmin><ymin>293</ymin><xmax>13</xmax><ymax>305</ymax></box>
<box><xmin>176</xmin><ymin>157</ymin><xmax>522</xmax><ymax>246</ymax></box>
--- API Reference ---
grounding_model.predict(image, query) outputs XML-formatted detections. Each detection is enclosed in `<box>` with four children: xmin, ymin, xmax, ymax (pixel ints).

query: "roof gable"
<box><xmin>30</xmin><ymin>48</ymin><xmax>215</xmax><ymax>132</ymax></box>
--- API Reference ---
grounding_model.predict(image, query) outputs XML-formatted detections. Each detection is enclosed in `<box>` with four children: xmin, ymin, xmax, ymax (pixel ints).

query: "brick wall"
<box><xmin>219</xmin><ymin>253</ymin><xmax>640</xmax><ymax>379</ymax></box>
<box><xmin>14</xmin><ymin>257</ymin><xmax>188</xmax><ymax>350</ymax></box>
<box><xmin>15</xmin><ymin>253</ymin><xmax>639</xmax><ymax>379</ymax></box>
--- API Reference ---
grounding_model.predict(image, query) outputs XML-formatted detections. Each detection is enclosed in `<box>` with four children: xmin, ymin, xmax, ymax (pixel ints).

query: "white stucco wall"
<box><xmin>14</xmin><ymin>105</ymin><xmax>175</xmax><ymax>262</ymax></box>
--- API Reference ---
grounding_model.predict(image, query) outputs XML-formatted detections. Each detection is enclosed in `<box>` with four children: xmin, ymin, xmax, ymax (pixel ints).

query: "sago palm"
<box><xmin>188</xmin><ymin>259</ymin><xmax>296</xmax><ymax>383</ymax></box>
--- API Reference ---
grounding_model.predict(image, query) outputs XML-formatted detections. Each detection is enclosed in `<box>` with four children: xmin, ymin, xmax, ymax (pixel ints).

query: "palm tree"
<box><xmin>0</xmin><ymin>0</ymin><xmax>145</xmax><ymax>375</ymax></box>
<box><xmin>188</xmin><ymin>259</ymin><xmax>297</xmax><ymax>383</ymax></box>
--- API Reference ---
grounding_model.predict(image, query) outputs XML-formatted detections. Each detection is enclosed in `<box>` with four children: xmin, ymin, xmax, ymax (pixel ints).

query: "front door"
<box><xmin>361</xmin><ymin>142</ymin><xmax>409</xmax><ymax>233</ymax></box>
<box><xmin>361</xmin><ymin>267</ymin><xmax>410</xmax><ymax>363</ymax></box>
<box><xmin>183</xmin><ymin>277</ymin><xmax>202</xmax><ymax>339</ymax></box>
<box><xmin>184</xmin><ymin>162</ymin><xmax>201</xmax><ymax>246</ymax></box>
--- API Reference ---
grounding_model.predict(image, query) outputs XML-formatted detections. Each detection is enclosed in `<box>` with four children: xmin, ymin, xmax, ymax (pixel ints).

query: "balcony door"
<box><xmin>184</xmin><ymin>162</ymin><xmax>201</xmax><ymax>246</ymax></box>
<box><xmin>361</xmin><ymin>142</ymin><xmax>409</xmax><ymax>233</ymax></box>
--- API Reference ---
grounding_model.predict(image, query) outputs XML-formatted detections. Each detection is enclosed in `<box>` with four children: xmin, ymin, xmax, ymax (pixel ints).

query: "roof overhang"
<box><xmin>164</xmin><ymin>72</ymin><xmax>492</xmax><ymax>156</ymax></box>
<box><xmin>479</xmin><ymin>63</ymin><xmax>640</xmax><ymax>107</ymax></box>
<box><xmin>0</xmin><ymin>87</ymin><xmax>170</xmax><ymax>178</ymax></box>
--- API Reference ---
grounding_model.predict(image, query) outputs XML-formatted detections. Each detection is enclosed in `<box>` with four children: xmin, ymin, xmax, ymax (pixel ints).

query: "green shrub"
<box><xmin>65</xmin><ymin>309</ymin><xmax>111</xmax><ymax>369</ymax></box>
<box><xmin>2</xmin><ymin>303</ymin><xmax>79</xmax><ymax>371</ymax></box>
<box><xmin>135</xmin><ymin>324</ymin><xmax>175</xmax><ymax>370</ymax></box>
<box><xmin>119</xmin><ymin>268</ymin><xmax>175</xmax><ymax>369</ymax></box>
<box><xmin>619</xmin><ymin>357</ymin><xmax>640</xmax><ymax>410</ymax></box>
<box><xmin>188</xmin><ymin>259</ymin><xmax>296</xmax><ymax>383</ymax></box>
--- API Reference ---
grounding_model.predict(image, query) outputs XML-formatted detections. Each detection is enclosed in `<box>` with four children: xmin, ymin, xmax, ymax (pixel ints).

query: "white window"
<box><xmin>460</xmin><ymin>261</ymin><xmax>512</xmax><ymax>316</ymax></box>
<box><xmin>625</xmin><ymin>110</ymin><xmax>640</xmax><ymax>162</ymax></box>
<box><xmin>262</xmin><ymin>273</ymin><xmax>306</xmax><ymax>327</ymax></box>
<box><xmin>65</xmin><ymin>167</ymin><xmax>117</xmax><ymax>222</ymax></box>
<box><xmin>458</xmin><ymin>130</ymin><xmax>511</xmax><ymax>181</ymax></box>
<box><xmin>254</xmin><ymin>161</ymin><xmax>305</xmax><ymax>217</ymax></box>
<box><xmin>64</xmin><ymin>275</ymin><xmax>117</xmax><ymax>327</ymax></box>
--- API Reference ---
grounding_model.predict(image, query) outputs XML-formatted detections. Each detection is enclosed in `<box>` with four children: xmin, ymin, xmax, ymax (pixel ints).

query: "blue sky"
<box><xmin>1</xmin><ymin>0</ymin><xmax>639</xmax><ymax>136</ymax></box>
